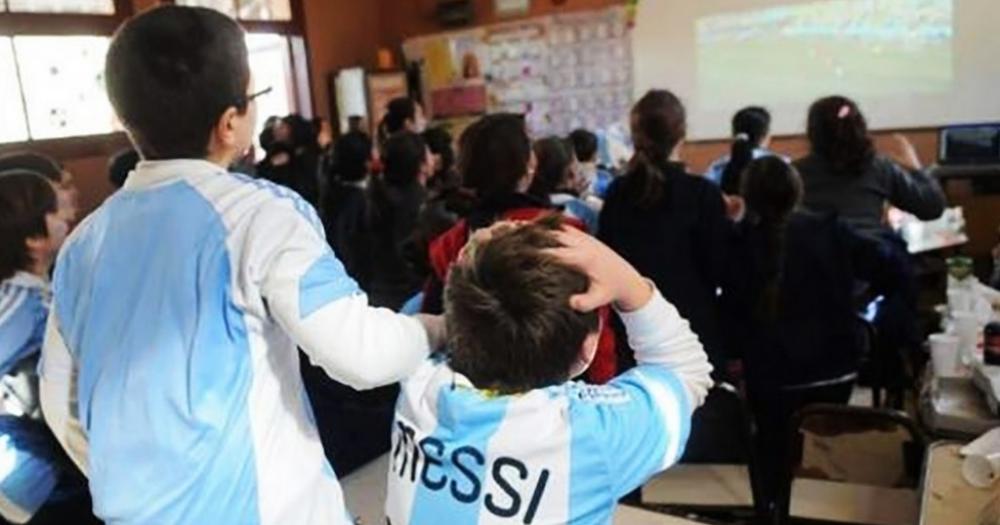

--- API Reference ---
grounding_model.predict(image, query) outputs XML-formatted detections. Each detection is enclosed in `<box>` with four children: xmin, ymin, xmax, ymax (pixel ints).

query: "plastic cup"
<box><xmin>953</xmin><ymin>312</ymin><xmax>981</xmax><ymax>365</ymax></box>
<box><xmin>929</xmin><ymin>333</ymin><xmax>961</xmax><ymax>378</ymax></box>
<box><xmin>962</xmin><ymin>452</ymin><xmax>1000</xmax><ymax>488</ymax></box>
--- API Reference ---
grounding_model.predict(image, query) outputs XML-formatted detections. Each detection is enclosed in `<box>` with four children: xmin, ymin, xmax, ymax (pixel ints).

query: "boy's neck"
<box><xmin>205</xmin><ymin>150</ymin><xmax>236</xmax><ymax>169</ymax></box>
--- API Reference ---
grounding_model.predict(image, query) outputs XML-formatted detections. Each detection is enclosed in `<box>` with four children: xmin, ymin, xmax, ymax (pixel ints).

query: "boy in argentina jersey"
<box><xmin>38</xmin><ymin>6</ymin><xmax>443</xmax><ymax>525</ymax></box>
<box><xmin>386</xmin><ymin>219</ymin><xmax>713</xmax><ymax>524</ymax></box>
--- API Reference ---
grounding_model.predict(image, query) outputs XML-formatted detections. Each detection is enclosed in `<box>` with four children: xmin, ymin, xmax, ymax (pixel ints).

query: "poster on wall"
<box><xmin>403</xmin><ymin>6</ymin><xmax>634</xmax><ymax>140</ymax></box>
<box><xmin>366</xmin><ymin>71</ymin><xmax>409</xmax><ymax>136</ymax></box>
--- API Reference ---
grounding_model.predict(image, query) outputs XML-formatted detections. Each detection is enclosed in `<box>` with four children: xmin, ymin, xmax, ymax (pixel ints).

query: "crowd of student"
<box><xmin>0</xmin><ymin>4</ymin><xmax>984</xmax><ymax>525</ymax></box>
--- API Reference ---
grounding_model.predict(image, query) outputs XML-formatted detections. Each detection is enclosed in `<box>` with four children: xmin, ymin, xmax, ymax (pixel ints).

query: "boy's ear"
<box><xmin>569</xmin><ymin>331</ymin><xmax>601</xmax><ymax>379</ymax></box>
<box><xmin>212</xmin><ymin>106</ymin><xmax>242</xmax><ymax>149</ymax></box>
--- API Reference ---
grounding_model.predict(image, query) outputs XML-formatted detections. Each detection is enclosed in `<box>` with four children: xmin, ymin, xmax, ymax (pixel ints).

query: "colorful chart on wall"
<box><xmin>403</xmin><ymin>6</ymin><xmax>634</xmax><ymax>139</ymax></box>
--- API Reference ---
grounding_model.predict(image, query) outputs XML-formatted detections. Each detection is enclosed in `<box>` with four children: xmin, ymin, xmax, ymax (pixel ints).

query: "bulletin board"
<box><xmin>403</xmin><ymin>6</ymin><xmax>634</xmax><ymax>138</ymax></box>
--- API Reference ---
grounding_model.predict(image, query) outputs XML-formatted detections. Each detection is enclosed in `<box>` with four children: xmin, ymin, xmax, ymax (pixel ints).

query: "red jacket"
<box><xmin>424</xmin><ymin>207</ymin><xmax>618</xmax><ymax>384</ymax></box>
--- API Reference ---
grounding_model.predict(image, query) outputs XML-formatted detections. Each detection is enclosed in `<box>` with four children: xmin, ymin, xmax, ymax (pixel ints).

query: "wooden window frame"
<box><xmin>0</xmin><ymin>0</ymin><xmax>312</xmax><ymax>162</ymax></box>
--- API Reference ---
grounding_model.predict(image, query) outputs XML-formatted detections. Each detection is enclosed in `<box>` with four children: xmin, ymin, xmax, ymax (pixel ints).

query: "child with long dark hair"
<box><xmin>422</xmin><ymin>113</ymin><xmax>618</xmax><ymax>383</ymax></box>
<box><xmin>705</xmin><ymin>106</ymin><xmax>785</xmax><ymax>194</ymax></box>
<box><xmin>721</xmin><ymin>157</ymin><xmax>901</xmax><ymax>517</ymax></box>
<box><xmin>599</xmin><ymin>89</ymin><xmax>731</xmax><ymax>375</ymax></box>
<box><xmin>795</xmin><ymin>96</ymin><xmax>945</xmax><ymax>236</ymax></box>
<box><xmin>529</xmin><ymin>136</ymin><xmax>599</xmax><ymax>234</ymax></box>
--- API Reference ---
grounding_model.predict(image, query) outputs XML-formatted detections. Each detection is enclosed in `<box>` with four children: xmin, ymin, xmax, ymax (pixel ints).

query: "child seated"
<box><xmin>386</xmin><ymin>218</ymin><xmax>713</xmax><ymax>524</ymax></box>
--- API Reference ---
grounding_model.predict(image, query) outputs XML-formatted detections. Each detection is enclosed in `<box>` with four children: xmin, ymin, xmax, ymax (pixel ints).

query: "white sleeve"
<box><xmin>250</xmin><ymin>203</ymin><xmax>431</xmax><ymax>390</ymax></box>
<box><xmin>39</xmin><ymin>308</ymin><xmax>89</xmax><ymax>475</ymax></box>
<box><xmin>617</xmin><ymin>288</ymin><xmax>714</xmax><ymax>409</ymax></box>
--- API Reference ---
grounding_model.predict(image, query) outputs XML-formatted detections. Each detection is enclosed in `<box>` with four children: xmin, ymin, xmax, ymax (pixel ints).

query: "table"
<box><xmin>920</xmin><ymin>374</ymin><xmax>1000</xmax><ymax>439</ymax></box>
<box><xmin>340</xmin><ymin>454</ymin><xmax>709</xmax><ymax>524</ymax></box>
<box><xmin>920</xmin><ymin>442</ymin><xmax>999</xmax><ymax>525</ymax></box>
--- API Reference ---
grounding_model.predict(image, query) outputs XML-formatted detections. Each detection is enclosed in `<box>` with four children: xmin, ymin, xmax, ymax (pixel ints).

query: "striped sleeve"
<box><xmin>594</xmin><ymin>291</ymin><xmax>713</xmax><ymax>496</ymax></box>
<box><xmin>249</xmin><ymin>201</ymin><xmax>432</xmax><ymax>390</ymax></box>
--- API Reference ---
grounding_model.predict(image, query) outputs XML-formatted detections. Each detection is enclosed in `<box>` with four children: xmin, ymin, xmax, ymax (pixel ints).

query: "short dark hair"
<box><xmin>334</xmin><ymin>132</ymin><xmax>372</xmax><ymax>183</ymax></box>
<box><xmin>807</xmin><ymin>95</ymin><xmax>875</xmax><ymax>177</ymax></box>
<box><xmin>529</xmin><ymin>137</ymin><xmax>574</xmax><ymax>198</ymax></box>
<box><xmin>568</xmin><ymin>129</ymin><xmax>599</xmax><ymax>163</ymax></box>
<box><xmin>108</xmin><ymin>148</ymin><xmax>141</xmax><ymax>188</ymax></box>
<box><xmin>0</xmin><ymin>152</ymin><xmax>64</xmax><ymax>183</ymax></box>
<box><xmin>0</xmin><ymin>171</ymin><xmax>56</xmax><ymax>281</ymax></box>
<box><xmin>458</xmin><ymin>113</ymin><xmax>532</xmax><ymax>200</ymax></box>
<box><xmin>422</xmin><ymin>127</ymin><xmax>454</xmax><ymax>176</ymax></box>
<box><xmin>382</xmin><ymin>131</ymin><xmax>427</xmax><ymax>186</ymax></box>
<box><xmin>105</xmin><ymin>5</ymin><xmax>250</xmax><ymax>159</ymax></box>
<box><xmin>445</xmin><ymin>216</ymin><xmax>599</xmax><ymax>394</ymax></box>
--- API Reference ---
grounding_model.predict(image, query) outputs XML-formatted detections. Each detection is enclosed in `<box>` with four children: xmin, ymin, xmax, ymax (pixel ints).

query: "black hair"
<box><xmin>334</xmin><ymin>131</ymin><xmax>372</xmax><ymax>183</ymax></box>
<box><xmin>282</xmin><ymin>113</ymin><xmax>317</xmax><ymax>151</ymax></box>
<box><xmin>105</xmin><ymin>5</ymin><xmax>250</xmax><ymax>159</ymax></box>
<box><xmin>529</xmin><ymin>137</ymin><xmax>575</xmax><ymax>198</ymax></box>
<box><xmin>458</xmin><ymin>113</ymin><xmax>532</xmax><ymax>201</ymax></box>
<box><xmin>807</xmin><ymin>95</ymin><xmax>875</xmax><ymax>177</ymax></box>
<box><xmin>568</xmin><ymin>128</ymin><xmax>599</xmax><ymax>163</ymax></box>
<box><xmin>0</xmin><ymin>171</ymin><xmax>57</xmax><ymax>281</ymax></box>
<box><xmin>0</xmin><ymin>152</ymin><xmax>64</xmax><ymax>183</ymax></box>
<box><xmin>378</xmin><ymin>97</ymin><xmax>419</xmax><ymax>146</ymax></box>
<box><xmin>347</xmin><ymin>115</ymin><xmax>366</xmax><ymax>133</ymax></box>
<box><xmin>422</xmin><ymin>127</ymin><xmax>454</xmax><ymax>178</ymax></box>
<box><xmin>108</xmin><ymin>148</ymin><xmax>141</xmax><ymax>188</ymax></box>
<box><xmin>626</xmin><ymin>90</ymin><xmax>687</xmax><ymax>208</ymax></box>
<box><xmin>741</xmin><ymin>156</ymin><xmax>804</xmax><ymax>320</ymax></box>
<box><xmin>721</xmin><ymin>107</ymin><xmax>772</xmax><ymax>195</ymax></box>
<box><xmin>382</xmin><ymin>131</ymin><xmax>427</xmax><ymax>187</ymax></box>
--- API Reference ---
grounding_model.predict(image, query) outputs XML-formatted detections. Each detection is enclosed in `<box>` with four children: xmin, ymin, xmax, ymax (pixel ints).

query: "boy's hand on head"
<box><xmin>547</xmin><ymin>226</ymin><xmax>652</xmax><ymax>313</ymax></box>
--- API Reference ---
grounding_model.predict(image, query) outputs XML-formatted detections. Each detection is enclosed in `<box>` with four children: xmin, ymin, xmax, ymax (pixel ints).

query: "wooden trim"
<box><xmin>0</xmin><ymin>13</ymin><xmax>123</xmax><ymax>35</ymax></box>
<box><xmin>687</xmin><ymin>125</ymin><xmax>942</xmax><ymax>146</ymax></box>
<box><xmin>0</xmin><ymin>132</ymin><xmax>131</xmax><ymax>162</ymax></box>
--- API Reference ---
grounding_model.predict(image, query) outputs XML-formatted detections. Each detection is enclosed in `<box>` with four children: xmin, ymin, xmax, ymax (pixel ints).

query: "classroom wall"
<box><xmin>377</xmin><ymin>0</ymin><xmax>625</xmax><ymax>51</ymax></box>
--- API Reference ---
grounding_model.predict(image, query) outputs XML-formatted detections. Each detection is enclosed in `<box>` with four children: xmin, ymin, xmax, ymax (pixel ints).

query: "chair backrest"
<box><xmin>776</xmin><ymin>404</ymin><xmax>927</xmax><ymax>525</ymax></box>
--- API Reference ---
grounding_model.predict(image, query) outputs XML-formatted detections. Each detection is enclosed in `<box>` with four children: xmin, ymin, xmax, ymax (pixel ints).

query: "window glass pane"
<box><xmin>175</xmin><ymin>0</ymin><xmax>237</xmax><ymax>17</ymax></box>
<box><xmin>247</xmin><ymin>33</ymin><xmax>294</xmax><ymax>157</ymax></box>
<box><xmin>13</xmin><ymin>36</ymin><xmax>115</xmax><ymax>140</ymax></box>
<box><xmin>0</xmin><ymin>39</ymin><xmax>29</xmax><ymax>143</ymax></box>
<box><xmin>239</xmin><ymin>0</ymin><xmax>292</xmax><ymax>21</ymax></box>
<box><xmin>7</xmin><ymin>0</ymin><xmax>115</xmax><ymax>14</ymax></box>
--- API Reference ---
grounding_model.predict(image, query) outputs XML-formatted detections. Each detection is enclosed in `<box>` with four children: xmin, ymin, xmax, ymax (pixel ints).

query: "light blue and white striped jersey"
<box><xmin>386</xmin><ymin>292</ymin><xmax>713</xmax><ymax>525</ymax></box>
<box><xmin>0</xmin><ymin>272</ymin><xmax>49</xmax><ymax>378</ymax></box>
<box><xmin>39</xmin><ymin>159</ymin><xmax>432</xmax><ymax>525</ymax></box>
<box><xmin>0</xmin><ymin>272</ymin><xmax>59</xmax><ymax>522</ymax></box>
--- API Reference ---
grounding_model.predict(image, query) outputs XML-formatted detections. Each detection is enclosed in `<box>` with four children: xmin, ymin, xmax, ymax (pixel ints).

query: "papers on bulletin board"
<box><xmin>403</xmin><ymin>6</ymin><xmax>634</xmax><ymax>139</ymax></box>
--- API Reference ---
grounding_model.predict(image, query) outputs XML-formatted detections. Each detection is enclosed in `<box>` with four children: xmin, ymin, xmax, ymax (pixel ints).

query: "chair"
<box><xmin>642</xmin><ymin>383</ymin><xmax>758</xmax><ymax>522</ymax></box>
<box><xmin>775</xmin><ymin>404</ymin><xmax>927</xmax><ymax>525</ymax></box>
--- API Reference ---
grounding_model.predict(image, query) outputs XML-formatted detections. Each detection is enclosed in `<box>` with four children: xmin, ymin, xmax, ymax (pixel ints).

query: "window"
<box><xmin>14</xmin><ymin>36</ymin><xmax>115</xmax><ymax>140</ymax></box>
<box><xmin>176</xmin><ymin>0</ymin><xmax>292</xmax><ymax>21</ymax></box>
<box><xmin>0</xmin><ymin>0</ymin><xmax>128</xmax><ymax>145</ymax></box>
<box><xmin>3</xmin><ymin>0</ymin><xmax>115</xmax><ymax>14</ymax></box>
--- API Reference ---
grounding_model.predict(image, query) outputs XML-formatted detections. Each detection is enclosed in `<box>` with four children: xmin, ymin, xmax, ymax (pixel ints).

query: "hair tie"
<box><xmin>837</xmin><ymin>105</ymin><xmax>851</xmax><ymax>119</ymax></box>
<box><xmin>734</xmin><ymin>132</ymin><xmax>750</xmax><ymax>142</ymax></box>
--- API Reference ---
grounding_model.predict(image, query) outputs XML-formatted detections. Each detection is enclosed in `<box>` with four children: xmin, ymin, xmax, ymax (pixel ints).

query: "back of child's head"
<box><xmin>108</xmin><ymin>148</ymin><xmax>141</xmax><ymax>188</ymax></box>
<box><xmin>0</xmin><ymin>171</ymin><xmax>57</xmax><ymax>281</ymax></box>
<box><xmin>0</xmin><ymin>152</ymin><xmax>64</xmax><ymax>184</ymax></box>
<box><xmin>568</xmin><ymin>128</ymin><xmax>599</xmax><ymax>163</ymax></box>
<box><xmin>382</xmin><ymin>131</ymin><xmax>427</xmax><ymax>186</ymax></box>
<box><xmin>807</xmin><ymin>95</ymin><xmax>874</xmax><ymax>176</ymax></box>
<box><xmin>334</xmin><ymin>132</ymin><xmax>372</xmax><ymax>183</ymax></box>
<box><xmin>528</xmin><ymin>136</ymin><xmax>574</xmax><ymax>198</ymax></box>
<box><xmin>627</xmin><ymin>89</ymin><xmax>687</xmax><ymax>208</ymax></box>
<box><xmin>105</xmin><ymin>5</ymin><xmax>249</xmax><ymax>159</ymax></box>
<box><xmin>422</xmin><ymin>127</ymin><xmax>454</xmax><ymax>176</ymax></box>
<box><xmin>445</xmin><ymin>216</ymin><xmax>599</xmax><ymax>394</ymax></box>
<box><xmin>742</xmin><ymin>156</ymin><xmax>803</xmax><ymax>224</ymax></box>
<box><xmin>458</xmin><ymin>113</ymin><xmax>531</xmax><ymax>201</ymax></box>
<box><xmin>721</xmin><ymin>106</ymin><xmax>772</xmax><ymax>195</ymax></box>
